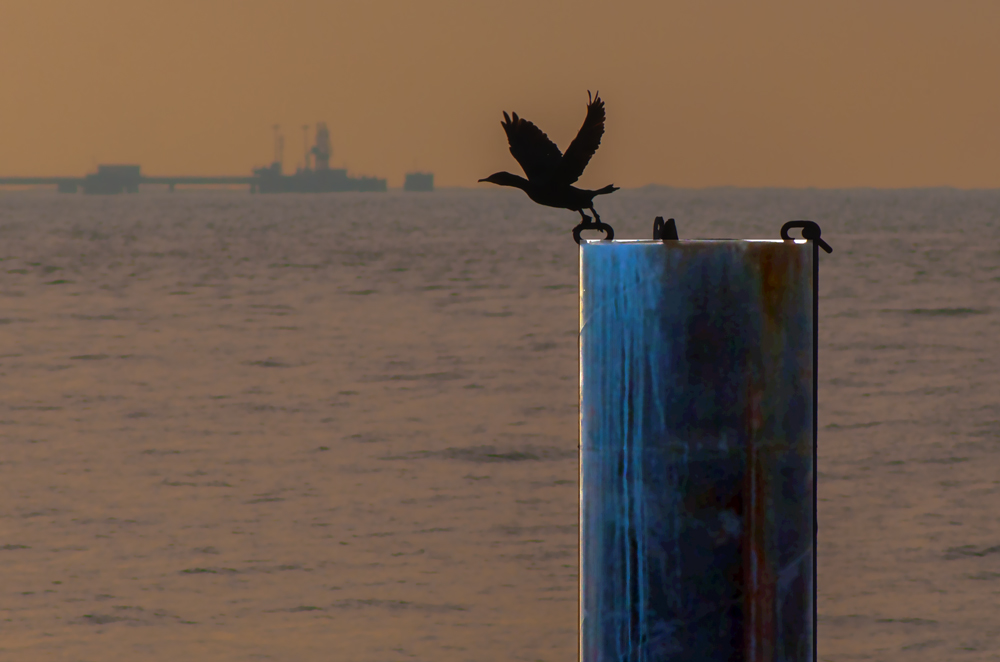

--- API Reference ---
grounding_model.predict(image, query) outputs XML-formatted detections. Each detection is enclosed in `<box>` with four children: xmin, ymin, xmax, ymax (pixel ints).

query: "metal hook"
<box><xmin>780</xmin><ymin>220</ymin><xmax>832</xmax><ymax>254</ymax></box>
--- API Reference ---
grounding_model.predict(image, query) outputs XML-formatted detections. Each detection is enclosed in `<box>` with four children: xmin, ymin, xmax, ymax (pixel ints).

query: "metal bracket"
<box><xmin>652</xmin><ymin>217</ymin><xmax>679</xmax><ymax>240</ymax></box>
<box><xmin>780</xmin><ymin>220</ymin><xmax>832</xmax><ymax>254</ymax></box>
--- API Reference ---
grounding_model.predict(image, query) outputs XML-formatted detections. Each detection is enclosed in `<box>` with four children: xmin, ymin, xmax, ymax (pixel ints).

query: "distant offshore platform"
<box><xmin>0</xmin><ymin>123</ymin><xmax>433</xmax><ymax>195</ymax></box>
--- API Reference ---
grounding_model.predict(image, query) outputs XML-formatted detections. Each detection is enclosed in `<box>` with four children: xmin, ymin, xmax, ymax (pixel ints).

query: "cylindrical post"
<box><xmin>580</xmin><ymin>239</ymin><xmax>816</xmax><ymax>662</ymax></box>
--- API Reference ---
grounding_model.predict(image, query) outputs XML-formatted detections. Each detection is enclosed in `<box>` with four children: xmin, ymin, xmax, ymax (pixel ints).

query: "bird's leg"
<box><xmin>578</xmin><ymin>209</ymin><xmax>593</xmax><ymax>226</ymax></box>
<box><xmin>589</xmin><ymin>207</ymin><xmax>602</xmax><ymax>223</ymax></box>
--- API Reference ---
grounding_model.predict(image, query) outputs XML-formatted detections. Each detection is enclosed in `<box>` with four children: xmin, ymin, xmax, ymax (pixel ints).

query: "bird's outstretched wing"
<box><xmin>556</xmin><ymin>91</ymin><xmax>606</xmax><ymax>186</ymax></box>
<box><xmin>501</xmin><ymin>111</ymin><xmax>563</xmax><ymax>184</ymax></box>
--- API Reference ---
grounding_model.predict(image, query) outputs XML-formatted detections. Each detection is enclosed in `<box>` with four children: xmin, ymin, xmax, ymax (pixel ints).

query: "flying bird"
<box><xmin>479</xmin><ymin>91</ymin><xmax>619</xmax><ymax>232</ymax></box>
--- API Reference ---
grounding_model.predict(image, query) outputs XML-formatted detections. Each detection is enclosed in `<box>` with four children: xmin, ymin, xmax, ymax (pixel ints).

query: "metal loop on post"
<box><xmin>573</xmin><ymin>220</ymin><xmax>615</xmax><ymax>244</ymax></box>
<box><xmin>781</xmin><ymin>220</ymin><xmax>832</xmax><ymax>254</ymax></box>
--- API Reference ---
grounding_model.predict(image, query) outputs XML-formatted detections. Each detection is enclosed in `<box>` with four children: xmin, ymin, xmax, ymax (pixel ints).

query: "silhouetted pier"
<box><xmin>0</xmin><ymin>123</ymin><xmax>420</xmax><ymax>194</ymax></box>
<box><xmin>0</xmin><ymin>165</ymin><xmax>256</xmax><ymax>195</ymax></box>
<box><xmin>0</xmin><ymin>160</ymin><xmax>393</xmax><ymax>195</ymax></box>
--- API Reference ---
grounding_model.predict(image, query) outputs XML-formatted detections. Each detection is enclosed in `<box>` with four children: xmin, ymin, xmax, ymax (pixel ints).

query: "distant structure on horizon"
<box><xmin>2</xmin><ymin>163</ymin><xmax>250</xmax><ymax>195</ymax></box>
<box><xmin>403</xmin><ymin>172</ymin><xmax>434</xmax><ymax>192</ymax></box>
<box><xmin>82</xmin><ymin>164</ymin><xmax>141</xmax><ymax>194</ymax></box>
<box><xmin>0</xmin><ymin>122</ymin><xmax>388</xmax><ymax>194</ymax></box>
<box><xmin>251</xmin><ymin>122</ymin><xmax>387</xmax><ymax>193</ymax></box>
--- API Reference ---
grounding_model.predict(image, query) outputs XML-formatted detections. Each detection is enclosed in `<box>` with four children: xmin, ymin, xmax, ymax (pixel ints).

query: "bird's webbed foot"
<box><xmin>578</xmin><ymin>210</ymin><xmax>594</xmax><ymax>226</ymax></box>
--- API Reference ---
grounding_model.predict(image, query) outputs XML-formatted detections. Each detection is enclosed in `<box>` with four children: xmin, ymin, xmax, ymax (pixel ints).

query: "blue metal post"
<box><xmin>580</xmin><ymin>239</ymin><xmax>815</xmax><ymax>662</ymax></box>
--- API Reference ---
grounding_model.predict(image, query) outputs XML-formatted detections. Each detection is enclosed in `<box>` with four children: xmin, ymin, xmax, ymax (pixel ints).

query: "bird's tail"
<box><xmin>595</xmin><ymin>184</ymin><xmax>619</xmax><ymax>196</ymax></box>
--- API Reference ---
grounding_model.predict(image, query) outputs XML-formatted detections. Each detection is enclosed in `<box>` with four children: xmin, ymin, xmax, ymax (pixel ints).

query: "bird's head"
<box><xmin>478</xmin><ymin>171</ymin><xmax>526</xmax><ymax>189</ymax></box>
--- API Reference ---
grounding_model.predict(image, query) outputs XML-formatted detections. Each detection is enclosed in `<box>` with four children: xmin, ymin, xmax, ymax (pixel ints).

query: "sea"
<box><xmin>0</xmin><ymin>187</ymin><xmax>996</xmax><ymax>661</ymax></box>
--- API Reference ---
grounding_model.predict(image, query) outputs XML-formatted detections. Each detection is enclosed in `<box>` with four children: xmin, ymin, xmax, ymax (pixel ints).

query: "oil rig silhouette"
<box><xmin>0</xmin><ymin>123</ymin><xmax>431</xmax><ymax>194</ymax></box>
<box><xmin>253</xmin><ymin>123</ymin><xmax>385</xmax><ymax>193</ymax></box>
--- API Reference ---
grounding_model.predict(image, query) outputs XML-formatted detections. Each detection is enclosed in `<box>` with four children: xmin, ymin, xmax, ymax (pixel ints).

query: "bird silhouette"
<box><xmin>479</xmin><ymin>91</ymin><xmax>619</xmax><ymax>232</ymax></box>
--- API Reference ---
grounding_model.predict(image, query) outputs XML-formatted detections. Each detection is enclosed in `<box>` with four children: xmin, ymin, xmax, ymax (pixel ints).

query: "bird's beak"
<box><xmin>477</xmin><ymin>178</ymin><xmax>487</xmax><ymax>182</ymax></box>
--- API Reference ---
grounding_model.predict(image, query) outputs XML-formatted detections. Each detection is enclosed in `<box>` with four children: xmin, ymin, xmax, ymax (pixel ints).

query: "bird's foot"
<box><xmin>579</xmin><ymin>214</ymin><xmax>594</xmax><ymax>226</ymax></box>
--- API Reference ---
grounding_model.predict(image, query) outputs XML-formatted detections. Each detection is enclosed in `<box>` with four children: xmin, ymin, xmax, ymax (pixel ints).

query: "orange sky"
<box><xmin>2</xmin><ymin>1</ymin><xmax>999</xmax><ymax>188</ymax></box>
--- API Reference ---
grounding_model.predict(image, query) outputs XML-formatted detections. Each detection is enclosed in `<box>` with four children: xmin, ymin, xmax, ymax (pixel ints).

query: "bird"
<box><xmin>479</xmin><ymin>91</ymin><xmax>619</xmax><ymax>227</ymax></box>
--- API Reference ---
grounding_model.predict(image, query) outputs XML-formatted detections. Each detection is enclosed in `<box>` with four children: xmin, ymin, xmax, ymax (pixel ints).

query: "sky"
<box><xmin>1</xmin><ymin>1</ymin><xmax>999</xmax><ymax>189</ymax></box>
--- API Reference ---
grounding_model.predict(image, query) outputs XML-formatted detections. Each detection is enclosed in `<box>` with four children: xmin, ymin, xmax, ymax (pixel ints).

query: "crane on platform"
<box><xmin>301</xmin><ymin>124</ymin><xmax>310</xmax><ymax>171</ymax></box>
<box><xmin>311</xmin><ymin>123</ymin><xmax>331</xmax><ymax>171</ymax></box>
<box><xmin>272</xmin><ymin>124</ymin><xmax>284</xmax><ymax>173</ymax></box>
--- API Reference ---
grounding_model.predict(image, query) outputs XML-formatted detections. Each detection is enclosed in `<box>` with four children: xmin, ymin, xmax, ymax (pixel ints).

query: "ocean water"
<box><xmin>0</xmin><ymin>187</ymin><xmax>996</xmax><ymax>661</ymax></box>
